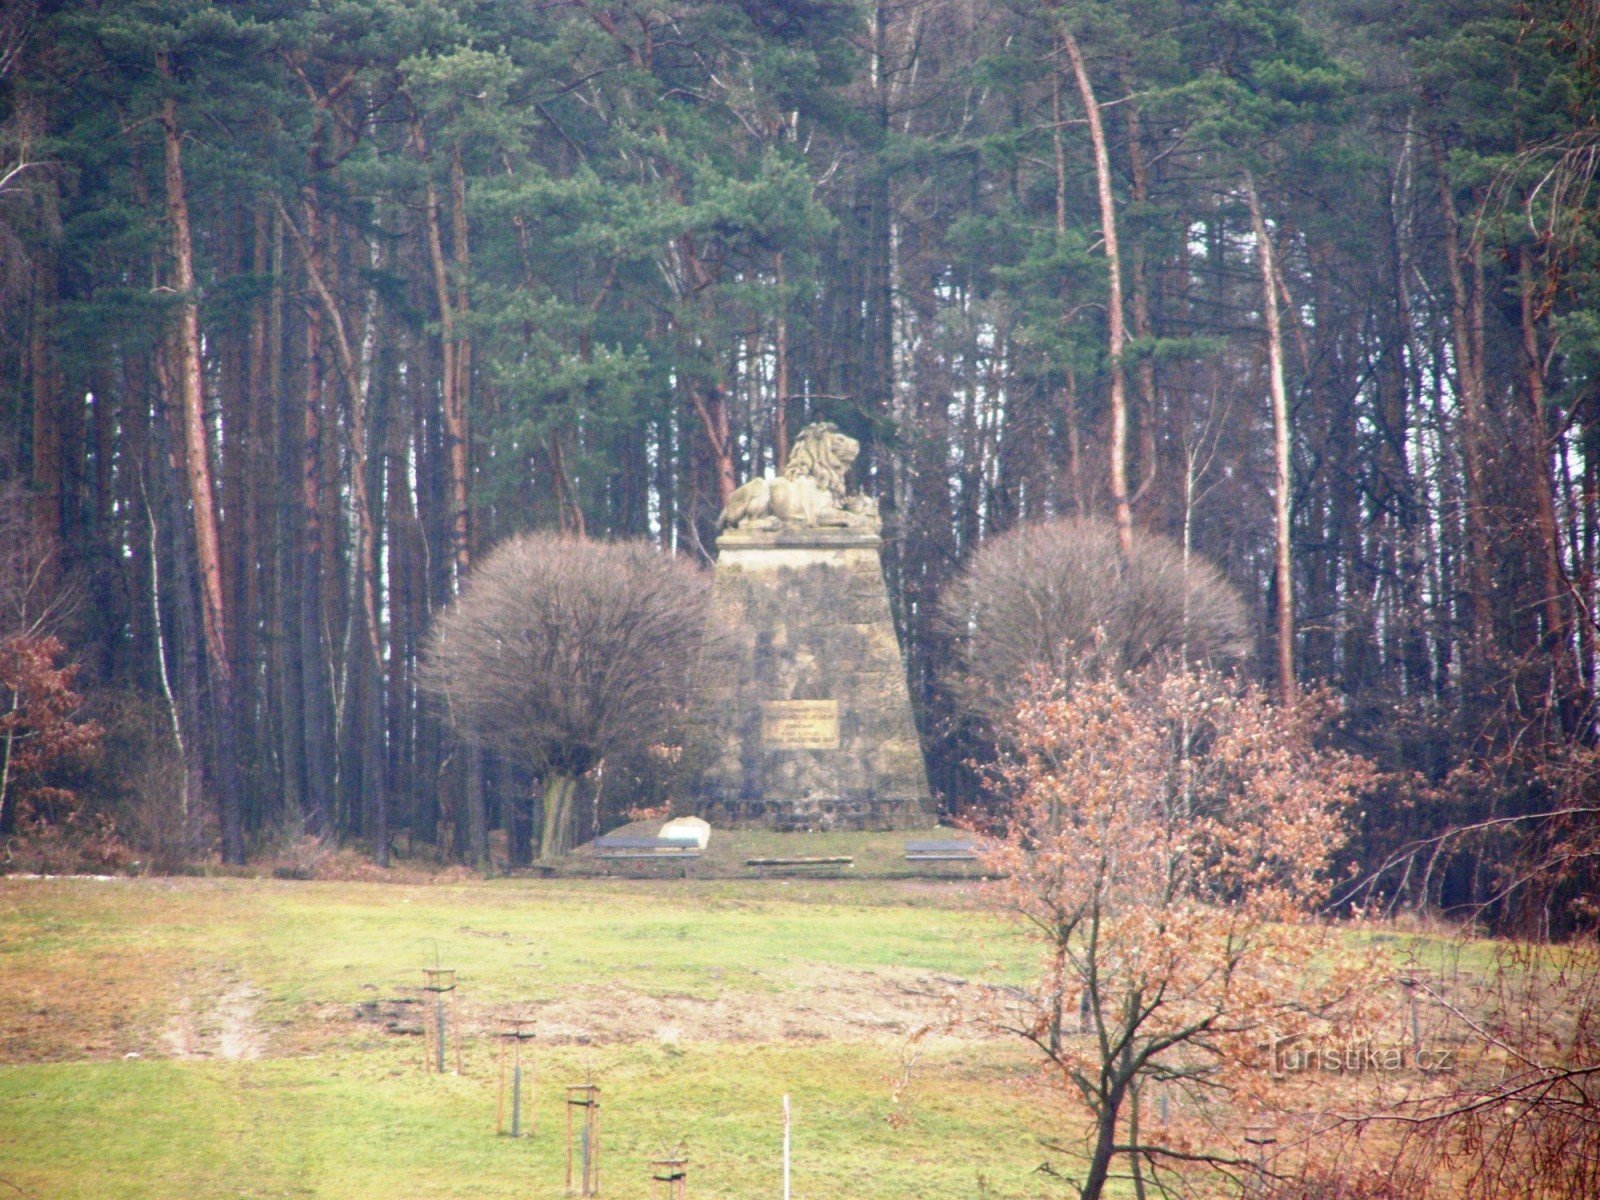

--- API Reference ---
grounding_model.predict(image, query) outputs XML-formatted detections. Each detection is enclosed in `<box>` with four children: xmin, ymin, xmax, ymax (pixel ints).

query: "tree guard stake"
<box><xmin>497</xmin><ymin>1019</ymin><xmax>536</xmax><ymax>1137</ymax></box>
<box><xmin>650</xmin><ymin>1148</ymin><xmax>687</xmax><ymax>1200</ymax></box>
<box><xmin>421</xmin><ymin>967</ymin><xmax>458</xmax><ymax>1075</ymax></box>
<box><xmin>566</xmin><ymin>1083</ymin><xmax>601</xmax><ymax>1196</ymax></box>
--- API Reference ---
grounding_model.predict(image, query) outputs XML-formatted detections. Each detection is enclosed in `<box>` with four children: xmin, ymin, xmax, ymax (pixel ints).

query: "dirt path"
<box><xmin>162</xmin><ymin>977</ymin><xmax>266</xmax><ymax>1060</ymax></box>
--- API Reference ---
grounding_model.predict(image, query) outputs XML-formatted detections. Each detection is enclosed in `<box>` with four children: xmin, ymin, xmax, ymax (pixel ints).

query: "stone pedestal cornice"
<box><xmin>715</xmin><ymin>527</ymin><xmax>883</xmax><ymax>551</ymax></box>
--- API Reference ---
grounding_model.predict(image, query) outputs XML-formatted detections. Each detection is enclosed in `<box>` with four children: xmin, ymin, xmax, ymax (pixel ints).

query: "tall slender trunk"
<box><xmin>159</xmin><ymin>78</ymin><xmax>245</xmax><ymax>863</ymax></box>
<box><xmin>298</xmin><ymin>186</ymin><xmax>336</xmax><ymax>837</ymax></box>
<box><xmin>1245</xmin><ymin>176</ymin><xmax>1296</xmax><ymax>704</ymax></box>
<box><xmin>1125</xmin><ymin>99</ymin><xmax>1158</xmax><ymax>507</ymax></box>
<box><xmin>149</xmin><ymin>388</ymin><xmax>212</xmax><ymax>833</ymax></box>
<box><xmin>863</xmin><ymin>0</ymin><xmax>898</xmax><ymax>522</ymax></box>
<box><xmin>413</xmin><ymin>114</ymin><xmax>485</xmax><ymax>867</ymax></box>
<box><xmin>1518</xmin><ymin>245</ymin><xmax>1575</xmax><ymax>724</ymax></box>
<box><xmin>1052</xmin><ymin>44</ymin><xmax>1068</xmax><ymax>238</ymax></box>
<box><xmin>268</xmin><ymin>200</ymin><xmax>305</xmax><ymax>829</ymax></box>
<box><xmin>413</xmin><ymin>117</ymin><xmax>472</xmax><ymax>584</ymax></box>
<box><xmin>448</xmin><ymin>142</ymin><xmax>486</xmax><ymax>868</ymax></box>
<box><xmin>449</xmin><ymin>141</ymin><xmax>474</xmax><ymax>564</ymax></box>
<box><xmin>217</xmin><ymin>222</ymin><xmax>254</xmax><ymax>835</ymax></box>
<box><xmin>1581</xmin><ymin>449</ymin><xmax>1597</xmax><ymax>709</ymax></box>
<box><xmin>1063</xmin><ymin>367</ymin><xmax>1087</xmax><ymax>516</ymax></box>
<box><xmin>1431</xmin><ymin>136</ymin><xmax>1494</xmax><ymax>659</ymax></box>
<box><xmin>1060</xmin><ymin>26</ymin><xmax>1132</xmax><ymax>557</ymax></box>
<box><xmin>689</xmin><ymin>383</ymin><xmax>737</xmax><ymax>507</ymax></box>
<box><xmin>385</xmin><ymin>378</ymin><xmax>417</xmax><ymax>847</ymax></box>
<box><xmin>276</xmin><ymin>192</ymin><xmax>390</xmax><ymax>856</ymax></box>
<box><xmin>239</xmin><ymin>208</ymin><xmax>269</xmax><ymax>828</ymax></box>
<box><xmin>0</xmin><ymin>689</ymin><xmax>19</xmax><ymax>835</ymax></box>
<box><xmin>1386</xmin><ymin>135</ymin><xmax>1434</xmax><ymax>700</ymax></box>
<box><xmin>1051</xmin><ymin>46</ymin><xmax>1085</xmax><ymax>520</ymax></box>
<box><xmin>28</xmin><ymin>257</ymin><xmax>61</xmax><ymax>582</ymax></box>
<box><xmin>774</xmin><ymin>250</ymin><xmax>790</xmax><ymax>470</ymax></box>
<box><xmin>141</xmin><ymin>470</ymin><xmax>189</xmax><ymax>845</ymax></box>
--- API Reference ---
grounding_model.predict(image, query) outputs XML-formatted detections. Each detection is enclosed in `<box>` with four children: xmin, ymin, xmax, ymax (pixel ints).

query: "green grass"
<box><xmin>0</xmin><ymin>874</ymin><xmax>1051</xmax><ymax>1199</ymax></box>
<box><xmin>2</xmin><ymin>875</ymin><xmax>1028</xmax><ymax>1028</ymax></box>
<box><xmin>4</xmin><ymin>871</ymin><xmax>1538</xmax><ymax>1199</ymax></box>
<box><xmin>1</xmin><ymin>1042</ymin><xmax>1058</xmax><ymax>1200</ymax></box>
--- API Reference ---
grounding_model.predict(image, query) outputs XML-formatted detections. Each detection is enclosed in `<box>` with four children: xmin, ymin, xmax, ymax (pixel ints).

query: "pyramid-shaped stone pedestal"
<box><xmin>692</xmin><ymin>527</ymin><xmax>934</xmax><ymax>831</ymax></box>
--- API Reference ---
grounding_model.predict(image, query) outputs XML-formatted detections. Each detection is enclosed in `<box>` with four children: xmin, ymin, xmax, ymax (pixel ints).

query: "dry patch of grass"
<box><xmin>0</xmin><ymin>875</ymin><xmax>1023</xmax><ymax>1064</ymax></box>
<box><xmin>0</xmin><ymin>874</ymin><xmax>1051</xmax><ymax>1200</ymax></box>
<box><xmin>3</xmin><ymin>874</ymin><xmax>1569</xmax><ymax>1199</ymax></box>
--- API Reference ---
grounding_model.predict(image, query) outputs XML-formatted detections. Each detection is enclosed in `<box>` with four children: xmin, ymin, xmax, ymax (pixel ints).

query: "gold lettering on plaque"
<box><xmin>761</xmin><ymin>700</ymin><xmax>840</xmax><ymax>750</ymax></box>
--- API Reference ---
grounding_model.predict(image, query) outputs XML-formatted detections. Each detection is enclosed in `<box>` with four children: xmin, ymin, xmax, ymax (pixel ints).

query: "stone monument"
<box><xmin>692</xmin><ymin>422</ymin><xmax>934</xmax><ymax>830</ymax></box>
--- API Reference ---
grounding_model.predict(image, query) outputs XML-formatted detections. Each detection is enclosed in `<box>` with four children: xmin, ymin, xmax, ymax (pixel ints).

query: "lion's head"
<box><xmin>782</xmin><ymin>422</ymin><xmax>858</xmax><ymax>502</ymax></box>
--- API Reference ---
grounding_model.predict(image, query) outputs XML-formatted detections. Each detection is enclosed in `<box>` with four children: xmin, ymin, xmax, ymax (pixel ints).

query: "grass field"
<box><xmin>1</xmin><ymin>860</ymin><xmax>1062</xmax><ymax>1200</ymax></box>
<box><xmin>3</xmin><ymin>834</ymin><xmax>1543</xmax><ymax>1200</ymax></box>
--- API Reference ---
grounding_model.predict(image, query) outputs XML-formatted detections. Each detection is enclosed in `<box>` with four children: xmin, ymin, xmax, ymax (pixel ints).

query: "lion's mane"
<box><xmin>781</xmin><ymin>422</ymin><xmax>856</xmax><ymax>501</ymax></box>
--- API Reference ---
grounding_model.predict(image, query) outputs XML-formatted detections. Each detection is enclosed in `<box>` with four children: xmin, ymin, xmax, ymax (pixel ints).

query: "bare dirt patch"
<box><xmin>332</xmin><ymin>963</ymin><xmax>982</xmax><ymax>1050</ymax></box>
<box><xmin>161</xmin><ymin>976</ymin><xmax>266</xmax><ymax>1060</ymax></box>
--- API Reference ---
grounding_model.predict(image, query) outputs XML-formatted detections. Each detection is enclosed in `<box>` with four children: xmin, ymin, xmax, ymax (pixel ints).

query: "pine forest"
<box><xmin>2</xmin><ymin>0</ymin><xmax>1598</xmax><ymax>930</ymax></box>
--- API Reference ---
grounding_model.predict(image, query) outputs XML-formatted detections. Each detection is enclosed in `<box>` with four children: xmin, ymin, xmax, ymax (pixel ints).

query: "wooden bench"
<box><xmin>592</xmin><ymin>836</ymin><xmax>703</xmax><ymax>861</ymax></box>
<box><xmin>904</xmin><ymin>839</ymin><xmax>978</xmax><ymax>862</ymax></box>
<box><xmin>745</xmin><ymin>856</ymin><xmax>854</xmax><ymax>874</ymax></box>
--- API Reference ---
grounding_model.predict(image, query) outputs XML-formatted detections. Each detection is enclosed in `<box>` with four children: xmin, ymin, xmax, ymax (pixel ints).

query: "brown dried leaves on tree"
<box><xmin>976</xmin><ymin>667</ymin><xmax>1381</xmax><ymax>1199</ymax></box>
<box><xmin>1</xmin><ymin>633</ymin><xmax>105</xmax><ymax>849</ymax></box>
<box><xmin>419</xmin><ymin>533</ymin><xmax>709</xmax><ymax>860</ymax></box>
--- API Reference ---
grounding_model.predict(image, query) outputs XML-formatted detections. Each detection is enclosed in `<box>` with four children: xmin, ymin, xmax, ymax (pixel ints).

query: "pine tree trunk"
<box><xmin>298</xmin><ymin>187</ymin><xmax>336</xmax><ymax>837</ymax></box>
<box><xmin>159</xmin><ymin>80</ymin><xmax>245</xmax><ymax>863</ymax></box>
<box><xmin>774</xmin><ymin>250</ymin><xmax>790</xmax><ymax>471</ymax></box>
<box><xmin>1125</xmin><ymin>99</ymin><xmax>1159</xmax><ymax>506</ymax></box>
<box><xmin>28</xmin><ymin>256</ymin><xmax>61</xmax><ymax>596</ymax></box>
<box><xmin>414</xmin><ymin>117</ymin><xmax>472</xmax><ymax>584</ymax></box>
<box><xmin>1431</xmin><ymin>137</ymin><xmax>1494</xmax><ymax>660</ymax></box>
<box><xmin>1518</xmin><ymin>245</ymin><xmax>1576</xmax><ymax>726</ymax></box>
<box><xmin>1060</xmin><ymin>27</ymin><xmax>1132</xmax><ymax>557</ymax></box>
<box><xmin>264</xmin><ymin>203</ymin><xmax>302</xmax><ymax>831</ymax></box>
<box><xmin>1246</xmin><ymin>176</ymin><xmax>1296</xmax><ymax>704</ymax></box>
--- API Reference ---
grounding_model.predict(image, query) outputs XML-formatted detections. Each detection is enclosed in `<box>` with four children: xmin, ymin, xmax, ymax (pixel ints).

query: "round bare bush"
<box><xmin>938</xmin><ymin>517</ymin><xmax>1250</xmax><ymax>723</ymax></box>
<box><xmin>421</xmin><ymin>533</ymin><xmax>709</xmax><ymax>859</ymax></box>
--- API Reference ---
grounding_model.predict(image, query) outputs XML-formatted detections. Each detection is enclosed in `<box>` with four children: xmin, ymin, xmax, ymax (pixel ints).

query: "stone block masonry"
<box><xmin>692</xmin><ymin>526</ymin><xmax>934</xmax><ymax>830</ymax></box>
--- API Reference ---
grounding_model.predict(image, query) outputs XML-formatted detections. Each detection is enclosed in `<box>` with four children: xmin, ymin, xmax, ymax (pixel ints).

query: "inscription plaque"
<box><xmin>761</xmin><ymin>700</ymin><xmax>840</xmax><ymax>750</ymax></box>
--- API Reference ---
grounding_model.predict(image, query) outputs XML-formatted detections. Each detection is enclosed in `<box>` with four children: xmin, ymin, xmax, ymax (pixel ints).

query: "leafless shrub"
<box><xmin>937</xmin><ymin>516</ymin><xmax>1251</xmax><ymax>725</ymax></box>
<box><xmin>420</xmin><ymin>533</ymin><xmax>709</xmax><ymax>860</ymax></box>
<box><xmin>81</xmin><ymin>691</ymin><xmax>209</xmax><ymax>872</ymax></box>
<box><xmin>0</xmin><ymin>474</ymin><xmax>76</xmax><ymax>638</ymax></box>
<box><xmin>1307</xmin><ymin>937</ymin><xmax>1600</xmax><ymax>1200</ymax></box>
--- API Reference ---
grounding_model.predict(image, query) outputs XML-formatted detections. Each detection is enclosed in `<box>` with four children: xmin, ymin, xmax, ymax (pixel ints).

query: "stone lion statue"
<box><xmin>718</xmin><ymin>422</ymin><xmax>880</xmax><ymax>531</ymax></box>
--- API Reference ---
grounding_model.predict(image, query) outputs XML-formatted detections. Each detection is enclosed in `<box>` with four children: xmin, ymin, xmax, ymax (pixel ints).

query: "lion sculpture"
<box><xmin>718</xmin><ymin>421</ymin><xmax>880</xmax><ymax>532</ymax></box>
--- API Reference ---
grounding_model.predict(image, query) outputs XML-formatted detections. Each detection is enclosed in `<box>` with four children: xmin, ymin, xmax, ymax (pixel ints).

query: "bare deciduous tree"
<box><xmin>0</xmin><ymin>475</ymin><xmax>72</xmax><ymax>639</ymax></box>
<box><xmin>421</xmin><ymin>533</ymin><xmax>709</xmax><ymax>861</ymax></box>
<box><xmin>1346</xmin><ymin>936</ymin><xmax>1600</xmax><ymax>1200</ymax></box>
<box><xmin>937</xmin><ymin>517</ymin><xmax>1251</xmax><ymax>724</ymax></box>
